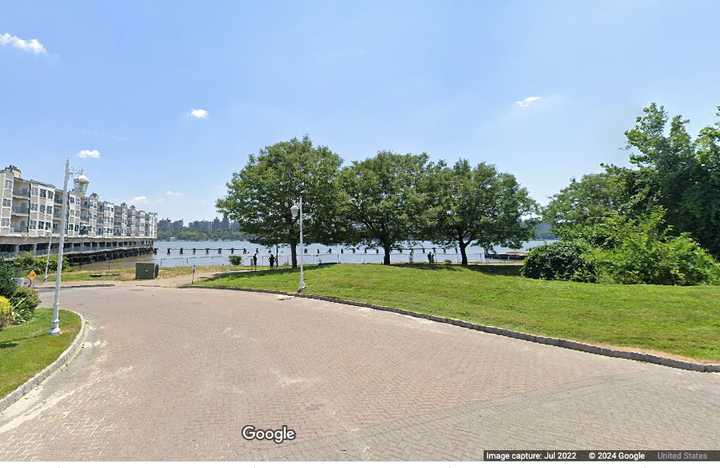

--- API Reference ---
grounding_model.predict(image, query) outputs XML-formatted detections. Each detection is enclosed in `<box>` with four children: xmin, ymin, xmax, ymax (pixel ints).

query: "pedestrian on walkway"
<box><xmin>269</xmin><ymin>253</ymin><xmax>275</xmax><ymax>269</ymax></box>
<box><xmin>252</xmin><ymin>253</ymin><xmax>258</xmax><ymax>270</ymax></box>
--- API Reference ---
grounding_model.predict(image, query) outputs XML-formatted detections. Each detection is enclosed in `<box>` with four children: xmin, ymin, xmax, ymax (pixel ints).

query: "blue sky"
<box><xmin>2</xmin><ymin>0</ymin><xmax>719</xmax><ymax>221</ymax></box>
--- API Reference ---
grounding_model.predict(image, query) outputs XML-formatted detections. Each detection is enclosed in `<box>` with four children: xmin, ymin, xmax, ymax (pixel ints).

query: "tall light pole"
<box><xmin>290</xmin><ymin>197</ymin><xmax>305</xmax><ymax>292</ymax></box>
<box><xmin>50</xmin><ymin>159</ymin><xmax>71</xmax><ymax>336</ymax></box>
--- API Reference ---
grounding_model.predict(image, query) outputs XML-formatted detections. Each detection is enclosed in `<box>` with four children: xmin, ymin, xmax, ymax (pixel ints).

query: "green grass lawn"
<box><xmin>46</xmin><ymin>264</ymin><xmax>240</xmax><ymax>282</ymax></box>
<box><xmin>0</xmin><ymin>308</ymin><xmax>82</xmax><ymax>398</ymax></box>
<box><xmin>198</xmin><ymin>264</ymin><xmax>720</xmax><ymax>361</ymax></box>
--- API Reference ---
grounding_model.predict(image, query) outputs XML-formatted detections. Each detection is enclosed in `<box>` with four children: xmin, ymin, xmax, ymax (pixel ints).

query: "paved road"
<box><xmin>0</xmin><ymin>286</ymin><xmax>718</xmax><ymax>460</ymax></box>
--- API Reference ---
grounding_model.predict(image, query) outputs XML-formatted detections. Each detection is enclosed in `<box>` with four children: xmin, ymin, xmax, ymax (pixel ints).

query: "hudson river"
<box><xmin>81</xmin><ymin>240</ymin><xmax>551</xmax><ymax>270</ymax></box>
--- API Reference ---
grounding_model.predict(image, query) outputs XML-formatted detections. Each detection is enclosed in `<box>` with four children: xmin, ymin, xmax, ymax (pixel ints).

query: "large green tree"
<box><xmin>625</xmin><ymin>104</ymin><xmax>720</xmax><ymax>256</ymax></box>
<box><xmin>544</xmin><ymin>169</ymin><xmax>632</xmax><ymax>240</ymax></box>
<box><xmin>339</xmin><ymin>151</ymin><xmax>429</xmax><ymax>265</ymax></box>
<box><xmin>427</xmin><ymin>159</ymin><xmax>537</xmax><ymax>265</ymax></box>
<box><xmin>216</xmin><ymin>136</ymin><xmax>343</xmax><ymax>267</ymax></box>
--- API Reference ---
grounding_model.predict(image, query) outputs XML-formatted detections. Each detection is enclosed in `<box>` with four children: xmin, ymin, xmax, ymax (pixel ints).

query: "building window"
<box><xmin>2</xmin><ymin>199</ymin><xmax>10</xmax><ymax>207</ymax></box>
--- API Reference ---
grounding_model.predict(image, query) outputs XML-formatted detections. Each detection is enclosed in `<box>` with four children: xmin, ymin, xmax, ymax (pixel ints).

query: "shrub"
<box><xmin>11</xmin><ymin>253</ymin><xmax>68</xmax><ymax>275</ymax></box>
<box><xmin>591</xmin><ymin>232</ymin><xmax>720</xmax><ymax>285</ymax></box>
<box><xmin>522</xmin><ymin>241</ymin><xmax>598</xmax><ymax>282</ymax></box>
<box><xmin>0</xmin><ymin>261</ymin><xmax>17</xmax><ymax>298</ymax></box>
<box><xmin>0</xmin><ymin>296</ymin><xmax>11</xmax><ymax>330</ymax></box>
<box><xmin>228</xmin><ymin>255</ymin><xmax>243</xmax><ymax>266</ymax></box>
<box><xmin>43</xmin><ymin>255</ymin><xmax>69</xmax><ymax>273</ymax></box>
<box><xmin>14</xmin><ymin>252</ymin><xmax>37</xmax><ymax>274</ymax></box>
<box><xmin>10</xmin><ymin>286</ymin><xmax>40</xmax><ymax>324</ymax></box>
<box><xmin>558</xmin><ymin>210</ymin><xmax>720</xmax><ymax>285</ymax></box>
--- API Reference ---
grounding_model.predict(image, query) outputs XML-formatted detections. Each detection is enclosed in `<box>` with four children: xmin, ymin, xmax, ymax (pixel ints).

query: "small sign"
<box><xmin>27</xmin><ymin>270</ymin><xmax>37</xmax><ymax>281</ymax></box>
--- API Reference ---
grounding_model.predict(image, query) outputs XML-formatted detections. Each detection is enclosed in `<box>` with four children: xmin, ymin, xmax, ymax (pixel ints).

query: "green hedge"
<box><xmin>521</xmin><ymin>242</ymin><xmax>598</xmax><ymax>282</ymax></box>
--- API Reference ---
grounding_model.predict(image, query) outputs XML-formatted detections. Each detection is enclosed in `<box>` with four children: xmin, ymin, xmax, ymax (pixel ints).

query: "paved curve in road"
<box><xmin>0</xmin><ymin>286</ymin><xmax>718</xmax><ymax>460</ymax></box>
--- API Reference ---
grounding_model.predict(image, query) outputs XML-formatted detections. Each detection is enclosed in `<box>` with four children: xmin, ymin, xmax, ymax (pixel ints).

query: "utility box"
<box><xmin>135</xmin><ymin>262</ymin><xmax>159</xmax><ymax>280</ymax></box>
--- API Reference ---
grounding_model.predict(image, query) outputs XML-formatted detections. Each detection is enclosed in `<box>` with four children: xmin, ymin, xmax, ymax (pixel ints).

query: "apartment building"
<box><xmin>114</xmin><ymin>203</ymin><xmax>129</xmax><ymax>237</ymax></box>
<box><xmin>0</xmin><ymin>165</ymin><xmax>158</xmax><ymax>257</ymax></box>
<box><xmin>98</xmin><ymin>201</ymin><xmax>115</xmax><ymax>238</ymax></box>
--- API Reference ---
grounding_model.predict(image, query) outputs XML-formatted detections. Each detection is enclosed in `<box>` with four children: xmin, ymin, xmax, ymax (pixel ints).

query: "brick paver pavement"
<box><xmin>0</xmin><ymin>286</ymin><xmax>718</xmax><ymax>460</ymax></box>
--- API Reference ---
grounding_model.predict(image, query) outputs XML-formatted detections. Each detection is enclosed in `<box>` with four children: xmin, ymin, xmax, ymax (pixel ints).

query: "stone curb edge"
<box><xmin>189</xmin><ymin>285</ymin><xmax>720</xmax><ymax>373</ymax></box>
<box><xmin>0</xmin><ymin>310</ymin><xmax>87</xmax><ymax>414</ymax></box>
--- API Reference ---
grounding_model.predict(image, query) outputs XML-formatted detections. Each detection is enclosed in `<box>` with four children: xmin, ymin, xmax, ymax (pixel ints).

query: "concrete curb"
<box><xmin>189</xmin><ymin>285</ymin><xmax>720</xmax><ymax>373</ymax></box>
<box><xmin>0</xmin><ymin>310</ymin><xmax>87</xmax><ymax>414</ymax></box>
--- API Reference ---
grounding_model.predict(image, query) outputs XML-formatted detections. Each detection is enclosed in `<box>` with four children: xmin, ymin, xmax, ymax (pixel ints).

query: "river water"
<box><xmin>80</xmin><ymin>240</ymin><xmax>552</xmax><ymax>270</ymax></box>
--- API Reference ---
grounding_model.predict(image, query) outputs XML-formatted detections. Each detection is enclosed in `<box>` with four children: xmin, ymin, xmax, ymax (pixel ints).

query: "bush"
<box><xmin>228</xmin><ymin>255</ymin><xmax>243</xmax><ymax>266</ymax></box>
<box><xmin>554</xmin><ymin>210</ymin><xmax>720</xmax><ymax>285</ymax></box>
<box><xmin>43</xmin><ymin>255</ymin><xmax>69</xmax><ymax>273</ymax></box>
<box><xmin>0</xmin><ymin>296</ymin><xmax>11</xmax><ymax>330</ymax></box>
<box><xmin>13</xmin><ymin>252</ymin><xmax>37</xmax><ymax>274</ymax></box>
<box><xmin>591</xmin><ymin>232</ymin><xmax>720</xmax><ymax>285</ymax></box>
<box><xmin>12</xmin><ymin>253</ymin><xmax>68</xmax><ymax>275</ymax></box>
<box><xmin>522</xmin><ymin>241</ymin><xmax>598</xmax><ymax>282</ymax></box>
<box><xmin>0</xmin><ymin>262</ymin><xmax>17</xmax><ymax>298</ymax></box>
<box><xmin>10</xmin><ymin>286</ymin><xmax>40</xmax><ymax>324</ymax></box>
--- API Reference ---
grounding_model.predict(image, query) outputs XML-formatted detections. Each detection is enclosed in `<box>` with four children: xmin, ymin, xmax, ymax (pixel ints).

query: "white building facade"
<box><xmin>0</xmin><ymin>165</ymin><xmax>158</xmax><ymax>258</ymax></box>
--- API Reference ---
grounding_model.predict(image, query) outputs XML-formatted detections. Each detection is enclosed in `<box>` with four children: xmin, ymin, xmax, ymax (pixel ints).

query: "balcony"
<box><xmin>11</xmin><ymin>202</ymin><xmax>29</xmax><ymax>214</ymax></box>
<box><xmin>11</xmin><ymin>222</ymin><xmax>28</xmax><ymax>233</ymax></box>
<box><xmin>12</xmin><ymin>187</ymin><xmax>30</xmax><ymax>198</ymax></box>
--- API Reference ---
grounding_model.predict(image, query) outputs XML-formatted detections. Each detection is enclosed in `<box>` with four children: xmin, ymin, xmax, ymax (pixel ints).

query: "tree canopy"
<box><xmin>339</xmin><ymin>151</ymin><xmax>429</xmax><ymax>265</ymax></box>
<box><xmin>216</xmin><ymin>136</ymin><xmax>343</xmax><ymax>267</ymax></box>
<box><xmin>426</xmin><ymin>160</ymin><xmax>537</xmax><ymax>265</ymax></box>
<box><xmin>219</xmin><ymin>143</ymin><xmax>539</xmax><ymax>267</ymax></box>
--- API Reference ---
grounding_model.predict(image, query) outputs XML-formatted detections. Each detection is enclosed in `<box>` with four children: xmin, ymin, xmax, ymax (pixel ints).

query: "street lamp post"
<box><xmin>290</xmin><ymin>197</ymin><xmax>305</xmax><ymax>292</ymax></box>
<box><xmin>50</xmin><ymin>159</ymin><xmax>72</xmax><ymax>336</ymax></box>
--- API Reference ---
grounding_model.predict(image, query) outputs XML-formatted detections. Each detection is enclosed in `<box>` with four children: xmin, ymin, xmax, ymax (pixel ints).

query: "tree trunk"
<box><xmin>458</xmin><ymin>239</ymin><xmax>468</xmax><ymax>266</ymax></box>
<box><xmin>290</xmin><ymin>241</ymin><xmax>298</xmax><ymax>269</ymax></box>
<box><xmin>383</xmin><ymin>245</ymin><xmax>391</xmax><ymax>265</ymax></box>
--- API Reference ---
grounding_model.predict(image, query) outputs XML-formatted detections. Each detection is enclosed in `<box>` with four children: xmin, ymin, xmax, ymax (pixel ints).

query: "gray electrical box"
<box><xmin>135</xmin><ymin>262</ymin><xmax>159</xmax><ymax>280</ymax></box>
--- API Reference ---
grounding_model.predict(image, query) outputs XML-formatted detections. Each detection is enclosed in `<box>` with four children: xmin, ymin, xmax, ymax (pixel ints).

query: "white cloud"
<box><xmin>165</xmin><ymin>190</ymin><xmax>183</xmax><ymax>197</ymax></box>
<box><xmin>514</xmin><ymin>96</ymin><xmax>542</xmax><ymax>108</ymax></box>
<box><xmin>130</xmin><ymin>196</ymin><xmax>148</xmax><ymax>205</ymax></box>
<box><xmin>0</xmin><ymin>32</ymin><xmax>47</xmax><ymax>54</ymax></box>
<box><xmin>77</xmin><ymin>149</ymin><xmax>101</xmax><ymax>159</ymax></box>
<box><xmin>189</xmin><ymin>108</ymin><xmax>209</xmax><ymax>119</ymax></box>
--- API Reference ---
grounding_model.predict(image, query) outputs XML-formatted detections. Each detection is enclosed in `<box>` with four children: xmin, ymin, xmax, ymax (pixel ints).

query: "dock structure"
<box><xmin>0</xmin><ymin>165</ymin><xmax>157</xmax><ymax>263</ymax></box>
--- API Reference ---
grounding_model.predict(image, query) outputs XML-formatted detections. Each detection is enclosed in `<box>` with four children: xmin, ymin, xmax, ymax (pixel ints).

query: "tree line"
<box><xmin>216</xmin><ymin>137</ymin><xmax>537</xmax><ymax>267</ymax></box>
<box><xmin>217</xmin><ymin>103</ymin><xmax>720</xmax><ymax>283</ymax></box>
<box><xmin>156</xmin><ymin>227</ymin><xmax>248</xmax><ymax>241</ymax></box>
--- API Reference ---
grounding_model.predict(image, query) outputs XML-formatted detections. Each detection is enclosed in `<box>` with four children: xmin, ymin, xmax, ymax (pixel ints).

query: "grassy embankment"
<box><xmin>46</xmin><ymin>264</ymin><xmax>240</xmax><ymax>282</ymax></box>
<box><xmin>198</xmin><ymin>264</ymin><xmax>720</xmax><ymax>361</ymax></box>
<box><xmin>0</xmin><ymin>309</ymin><xmax>81</xmax><ymax>398</ymax></box>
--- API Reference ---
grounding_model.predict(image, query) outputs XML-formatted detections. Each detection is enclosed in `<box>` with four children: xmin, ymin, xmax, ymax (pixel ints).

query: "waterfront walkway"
<box><xmin>0</xmin><ymin>286</ymin><xmax>718</xmax><ymax>460</ymax></box>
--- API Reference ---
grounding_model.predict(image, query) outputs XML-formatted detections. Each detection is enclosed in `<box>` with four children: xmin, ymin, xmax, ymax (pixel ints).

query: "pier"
<box><xmin>0</xmin><ymin>236</ymin><xmax>154</xmax><ymax>265</ymax></box>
